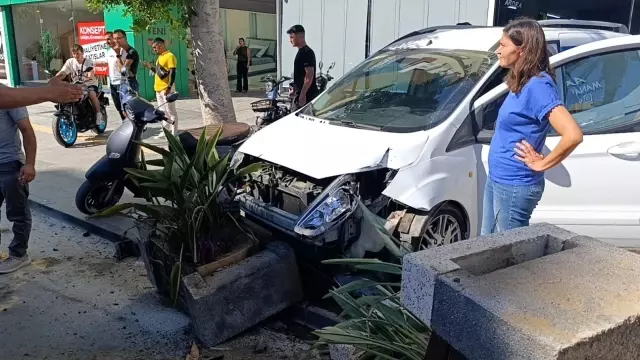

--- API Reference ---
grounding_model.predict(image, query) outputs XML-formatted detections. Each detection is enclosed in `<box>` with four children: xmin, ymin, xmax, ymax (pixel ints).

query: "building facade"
<box><xmin>278</xmin><ymin>0</ymin><xmax>640</xmax><ymax>80</ymax></box>
<box><xmin>0</xmin><ymin>0</ymin><xmax>277</xmax><ymax>99</ymax></box>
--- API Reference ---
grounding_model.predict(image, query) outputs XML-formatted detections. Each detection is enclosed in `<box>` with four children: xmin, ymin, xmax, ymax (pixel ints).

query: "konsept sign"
<box><xmin>77</xmin><ymin>22</ymin><xmax>108</xmax><ymax>76</ymax></box>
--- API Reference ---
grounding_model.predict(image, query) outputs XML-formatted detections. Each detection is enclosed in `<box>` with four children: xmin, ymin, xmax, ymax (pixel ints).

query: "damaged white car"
<box><xmin>231</xmin><ymin>22</ymin><xmax>640</xmax><ymax>254</ymax></box>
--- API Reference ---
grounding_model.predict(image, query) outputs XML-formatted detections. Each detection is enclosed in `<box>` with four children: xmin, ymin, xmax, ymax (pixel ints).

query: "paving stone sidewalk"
<box><xmin>25</xmin><ymin>92</ymin><xmax>263</xmax><ymax>241</ymax></box>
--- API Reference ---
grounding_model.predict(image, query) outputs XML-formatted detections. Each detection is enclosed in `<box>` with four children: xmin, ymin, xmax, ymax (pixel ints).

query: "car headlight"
<box><xmin>230</xmin><ymin>151</ymin><xmax>245</xmax><ymax>170</ymax></box>
<box><xmin>295</xmin><ymin>188</ymin><xmax>355</xmax><ymax>237</ymax></box>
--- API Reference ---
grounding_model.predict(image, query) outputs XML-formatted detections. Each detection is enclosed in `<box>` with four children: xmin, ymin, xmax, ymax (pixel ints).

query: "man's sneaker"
<box><xmin>0</xmin><ymin>255</ymin><xmax>31</xmax><ymax>274</ymax></box>
<box><xmin>96</xmin><ymin>112</ymin><xmax>105</xmax><ymax>127</ymax></box>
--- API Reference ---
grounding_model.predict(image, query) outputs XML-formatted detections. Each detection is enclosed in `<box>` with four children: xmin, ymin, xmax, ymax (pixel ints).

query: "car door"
<box><xmin>472</xmin><ymin>35</ymin><xmax>640</xmax><ymax>247</ymax></box>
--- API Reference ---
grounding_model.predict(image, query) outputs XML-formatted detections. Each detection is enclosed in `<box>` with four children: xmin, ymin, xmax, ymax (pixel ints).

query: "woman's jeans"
<box><xmin>480</xmin><ymin>177</ymin><xmax>545</xmax><ymax>235</ymax></box>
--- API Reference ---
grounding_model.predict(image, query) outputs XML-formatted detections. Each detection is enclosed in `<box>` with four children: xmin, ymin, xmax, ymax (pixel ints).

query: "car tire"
<box><xmin>410</xmin><ymin>204</ymin><xmax>467</xmax><ymax>251</ymax></box>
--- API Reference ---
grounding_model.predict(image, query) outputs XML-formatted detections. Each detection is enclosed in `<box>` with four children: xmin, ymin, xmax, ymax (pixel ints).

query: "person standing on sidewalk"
<box><xmin>480</xmin><ymin>19</ymin><xmax>583</xmax><ymax>235</ymax></box>
<box><xmin>105</xmin><ymin>31</ymin><xmax>126</xmax><ymax>120</ymax></box>
<box><xmin>142</xmin><ymin>37</ymin><xmax>178</xmax><ymax>138</ymax></box>
<box><xmin>0</xmin><ymin>84</ymin><xmax>37</xmax><ymax>273</ymax></box>
<box><xmin>112</xmin><ymin>29</ymin><xmax>141</xmax><ymax>93</ymax></box>
<box><xmin>287</xmin><ymin>25</ymin><xmax>319</xmax><ymax>111</ymax></box>
<box><xmin>233</xmin><ymin>38</ymin><xmax>250</xmax><ymax>93</ymax></box>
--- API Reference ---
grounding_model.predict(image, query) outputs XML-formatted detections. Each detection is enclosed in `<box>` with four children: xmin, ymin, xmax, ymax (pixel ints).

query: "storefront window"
<box><xmin>12</xmin><ymin>0</ymin><xmax>104</xmax><ymax>84</ymax></box>
<box><xmin>186</xmin><ymin>7</ymin><xmax>277</xmax><ymax>95</ymax></box>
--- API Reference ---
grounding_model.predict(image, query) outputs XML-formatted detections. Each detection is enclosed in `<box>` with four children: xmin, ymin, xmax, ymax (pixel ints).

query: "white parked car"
<box><xmin>232</xmin><ymin>21</ymin><xmax>640</xmax><ymax>253</ymax></box>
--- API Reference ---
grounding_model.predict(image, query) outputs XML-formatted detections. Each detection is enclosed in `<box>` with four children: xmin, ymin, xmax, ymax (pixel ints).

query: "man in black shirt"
<box><xmin>113</xmin><ymin>29</ymin><xmax>141</xmax><ymax>92</ymax></box>
<box><xmin>287</xmin><ymin>25</ymin><xmax>319</xmax><ymax>111</ymax></box>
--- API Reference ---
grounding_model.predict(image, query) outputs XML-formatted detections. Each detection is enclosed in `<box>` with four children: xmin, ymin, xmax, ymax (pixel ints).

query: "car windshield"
<box><xmin>305</xmin><ymin>48</ymin><xmax>497</xmax><ymax>132</ymax></box>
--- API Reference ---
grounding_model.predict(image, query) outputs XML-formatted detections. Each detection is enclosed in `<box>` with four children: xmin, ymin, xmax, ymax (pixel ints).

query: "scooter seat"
<box><xmin>180</xmin><ymin>123</ymin><xmax>252</xmax><ymax>147</ymax></box>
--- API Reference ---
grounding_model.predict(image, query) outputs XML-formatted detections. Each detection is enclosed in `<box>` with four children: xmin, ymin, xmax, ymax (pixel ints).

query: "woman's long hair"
<box><xmin>504</xmin><ymin>18</ymin><xmax>555</xmax><ymax>94</ymax></box>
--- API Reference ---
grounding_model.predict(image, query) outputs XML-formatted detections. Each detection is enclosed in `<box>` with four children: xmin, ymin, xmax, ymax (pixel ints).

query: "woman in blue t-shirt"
<box><xmin>481</xmin><ymin>18</ymin><xmax>584</xmax><ymax>235</ymax></box>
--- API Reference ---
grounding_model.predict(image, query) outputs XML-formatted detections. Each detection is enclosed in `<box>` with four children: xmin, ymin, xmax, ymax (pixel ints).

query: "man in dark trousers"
<box><xmin>287</xmin><ymin>25</ymin><xmax>319</xmax><ymax>111</ymax></box>
<box><xmin>0</xmin><ymin>85</ymin><xmax>37</xmax><ymax>274</ymax></box>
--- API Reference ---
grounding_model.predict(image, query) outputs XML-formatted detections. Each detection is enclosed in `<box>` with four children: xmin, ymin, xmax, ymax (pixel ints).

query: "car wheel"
<box><xmin>413</xmin><ymin>204</ymin><xmax>467</xmax><ymax>251</ymax></box>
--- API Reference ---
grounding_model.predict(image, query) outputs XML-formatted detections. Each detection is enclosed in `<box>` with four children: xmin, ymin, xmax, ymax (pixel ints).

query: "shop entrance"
<box><xmin>11</xmin><ymin>0</ymin><xmax>104</xmax><ymax>85</ymax></box>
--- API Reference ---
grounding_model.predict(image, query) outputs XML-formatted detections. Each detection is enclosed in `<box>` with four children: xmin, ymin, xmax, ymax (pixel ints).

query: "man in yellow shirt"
<box><xmin>142</xmin><ymin>37</ymin><xmax>178</xmax><ymax>138</ymax></box>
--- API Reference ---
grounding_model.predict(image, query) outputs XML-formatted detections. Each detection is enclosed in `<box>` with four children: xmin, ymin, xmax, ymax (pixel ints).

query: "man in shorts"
<box><xmin>55</xmin><ymin>44</ymin><xmax>104</xmax><ymax>126</ymax></box>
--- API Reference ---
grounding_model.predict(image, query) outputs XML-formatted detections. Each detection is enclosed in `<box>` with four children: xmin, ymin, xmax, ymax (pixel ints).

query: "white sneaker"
<box><xmin>0</xmin><ymin>255</ymin><xmax>31</xmax><ymax>274</ymax></box>
<box><xmin>96</xmin><ymin>112</ymin><xmax>105</xmax><ymax>127</ymax></box>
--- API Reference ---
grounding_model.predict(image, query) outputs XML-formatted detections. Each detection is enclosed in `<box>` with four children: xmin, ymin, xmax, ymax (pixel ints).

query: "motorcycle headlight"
<box><xmin>295</xmin><ymin>188</ymin><xmax>355</xmax><ymax>237</ymax></box>
<box><xmin>230</xmin><ymin>151</ymin><xmax>245</xmax><ymax>170</ymax></box>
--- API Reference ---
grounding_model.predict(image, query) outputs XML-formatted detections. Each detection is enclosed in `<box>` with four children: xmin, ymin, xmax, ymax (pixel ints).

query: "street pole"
<box><xmin>629</xmin><ymin>0</ymin><xmax>636</xmax><ymax>33</ymax></box>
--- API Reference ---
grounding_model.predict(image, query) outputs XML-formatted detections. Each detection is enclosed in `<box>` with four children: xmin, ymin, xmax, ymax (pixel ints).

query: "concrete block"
<box><xmin>402</xmin><ymin>223</ymin><xmax>640</xmax><ymax>360</ymax></box>
<box><xmin>329</xmin><ymin>344</ymin><xmax>357</xmax><ymax>360</ymax></box>
<box><xmin>183</xmin><ymin>241</ymin><xmax>303</xmax><ymax>347</ymax></box>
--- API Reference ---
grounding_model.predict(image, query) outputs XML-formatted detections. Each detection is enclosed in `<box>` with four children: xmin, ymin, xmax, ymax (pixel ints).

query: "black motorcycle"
<box><xmin>317</xmin><ymin>61</ymin><xmax>335</xmax><ymax>93</ymax></box>
<box><xmin>47</xmin><ymin>67</ymin><xmax>109</xmax><ymax>148</ymax></box>
<box><xmin>250</xmin><ymin>75</ymin><xmax>293</xmax><ymax>128</ymax></box>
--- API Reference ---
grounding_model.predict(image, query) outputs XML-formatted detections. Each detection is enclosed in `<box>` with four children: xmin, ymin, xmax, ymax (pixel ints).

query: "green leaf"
<box><xmin>205</xmin><ymin>126</ymin><xmax>224</xmax><ymax>166</ymax></box>
<box><xmin>353</xmin><ymin>264</ymin><xmax>403</xmax><ymax>275</ymax></box>
<box><xmin>193</xmin><ymin>130</ymin><xmax>208</xmax><ymax>173</ymax></box>
<box><xmin>234</xmin><ymin>162</ymin><xmax>264</xmax><ymax>178</ymax></box>
<box><xmin>145</xmin><ymin>158</ymin><xmax>166</xmax><ymax>167</ymax></box>
<box><xmin>169</xmin><ymin>261</ymin><xmax>181</xmax><ymax>306</ymax></box>
<box><xmin>137</xmin><ymin>141</ymin><xmax>171</xmax><ymax>157</ymax></box>
<box><xmin>357</xmin><ymin>199</ymin><xmax>406</xmax><ymax>257</ymax></box>
<box><xmin>322</xmin><ymin>258</ymin><xmax>402</xmax><ymax>275</ymax></box>
<box><xmin>164</xmin><ymin>128</ymin><xmax>187</xmax><ymax>158</ymax></box>
<box><xmin>212</xmin><ymin>152</ymin><xmax>230</xmax><ymax>183</ymax></box>
<box><xmin>124</xmin><ymin>168</ymin><xmax>168</xmax><ymax>183</ymax></box>
<box><xmin>323</xmin><ymin>279</ymin><xmax>399</xmax><ymax>299</ymax></box>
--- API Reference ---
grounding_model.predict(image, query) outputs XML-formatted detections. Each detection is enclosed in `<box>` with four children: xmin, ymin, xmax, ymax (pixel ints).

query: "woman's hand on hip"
<box><xmin>515</xmin><ymin>140</ymin><xmax>545</xmax><ymax>172</ymax></box>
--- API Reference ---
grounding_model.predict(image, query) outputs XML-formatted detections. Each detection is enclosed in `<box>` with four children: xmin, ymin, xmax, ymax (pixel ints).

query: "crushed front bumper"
<box><xmin>237</xmin><ymin>190</ymin><xmax>360</xmax><ymax>248</ymax></box>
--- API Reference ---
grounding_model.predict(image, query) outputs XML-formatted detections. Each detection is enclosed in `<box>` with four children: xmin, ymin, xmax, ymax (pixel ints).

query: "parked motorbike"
<box><xmin>75</xmin><ymin>77</ymin><xmax>255</xmax><ymax>215</ymax></box>
<box><xmin>46</xmin><ymin>67</ymin><xmax>109</xmax><ymax>148</ymax></box>
<box><xmin>250</xmin><ymin>75</ymin><xmax>293</xmax><ymax>128</ymax></box>
<box><xmin>317</xmin><ymin>61</ymin><xmax>335</xmax><ymax>93</ymax></box>
<box><xmin>75</xmin><ymin>77</ymin><xmax>175</xmax><ymax>215</ymax></box>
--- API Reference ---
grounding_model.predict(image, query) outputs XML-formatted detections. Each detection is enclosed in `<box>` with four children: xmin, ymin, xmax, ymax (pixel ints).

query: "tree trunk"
<box><xmin>189</xmin><ymin>0</ymin><xmax>236</xmax><ymax>125</ymax></box>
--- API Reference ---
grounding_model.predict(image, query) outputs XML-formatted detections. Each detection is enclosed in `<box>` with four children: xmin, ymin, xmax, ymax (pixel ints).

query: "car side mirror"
<box><xmin>84</xmin><ymin>66</ymin><xmax>94</xmax><ymax>73</ymax></box>
<box><xmin>166</xmin><ymin>92</ymin><xmax>180</xmax><ymax>103</ymax></box>
<box><xmin>319</xmin><ymin>61</ymin><xmax>323</xmax><ymax>70</ymax></box>
<box><xmin>329</xmin><ymin>62</ymin><xmax>335</xmax><ymax>70</ymax></box>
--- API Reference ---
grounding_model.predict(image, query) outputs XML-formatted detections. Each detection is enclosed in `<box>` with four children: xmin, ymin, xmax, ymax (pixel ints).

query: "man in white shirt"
<box><xmin>105</xmin><ymin>32</ymin><xmax>125</xmax><ymax>120</ymax></box>
<box><xmin>54</xmin><ymin>44</ymin><xmax>104</xmax><ymax>126</ymax></box>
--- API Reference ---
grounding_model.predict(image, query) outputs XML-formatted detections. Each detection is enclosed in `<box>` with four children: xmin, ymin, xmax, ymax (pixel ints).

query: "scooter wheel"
<box><xmin>52</xmin><ymin>115</ymin><xmax>77</xmax><ymax>148</ymax></box>
<box><xmin>75</xmin><ymin>179</ymin><xmax>124</xmax><ymax>215</ymax></box>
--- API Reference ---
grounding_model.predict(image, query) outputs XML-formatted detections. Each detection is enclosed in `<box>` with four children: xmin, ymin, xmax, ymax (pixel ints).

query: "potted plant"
<box><xmin>98</xmin><ymin>127</ymin><xmax>263</xmax><ymax>306</ymax></box>
<box><xmin>40</xmin><ymin>29</ymin><xmax>60</xmax><ymax>77</ymax></box>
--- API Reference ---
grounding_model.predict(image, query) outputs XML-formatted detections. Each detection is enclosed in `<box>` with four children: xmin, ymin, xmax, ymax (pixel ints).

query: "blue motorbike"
<box><xmin>48</xmin><ymin>66</ymin><xmax>109</xmax><ymax>147</ymax></box>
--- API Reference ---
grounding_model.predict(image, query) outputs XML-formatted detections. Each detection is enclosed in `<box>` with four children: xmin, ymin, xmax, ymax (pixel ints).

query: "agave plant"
<box><xmin>313</xmin><ymin>200</ymin><xmax>461</xmax><ymax>359</ymax></box>
<box><xmin>313</xmin><ymin>258</ymin><xmax>430</xmax><ymax>360</ymax></box>
<box><xmin>99</xmin><ymin>127</ymin><xmax>262</xmax><ymax>303</ymax></box>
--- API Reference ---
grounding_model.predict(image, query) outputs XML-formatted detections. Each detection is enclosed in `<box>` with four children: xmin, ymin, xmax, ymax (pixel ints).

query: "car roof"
<box><xmin>384</xmin><ymin>26</ymin><xmax>627</xmax><ymax>53</ymax></box>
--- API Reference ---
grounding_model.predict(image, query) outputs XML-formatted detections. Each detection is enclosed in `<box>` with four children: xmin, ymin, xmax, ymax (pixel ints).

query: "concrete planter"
<box><xmin>182</xmin><ymin>241</ymin><xmax>303</xmax><ymax>347</ymax></box>
<box><xmin>135</xmin><ymin>221</ymin><xmax>255</xmax><ymax>300</ymax></box>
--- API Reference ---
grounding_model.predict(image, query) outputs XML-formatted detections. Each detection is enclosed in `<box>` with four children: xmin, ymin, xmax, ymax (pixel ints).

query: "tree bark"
<box><xmin>189</xmin><ymin>0</ymin><xmax>236</xmax><ymax>125</ymax></box>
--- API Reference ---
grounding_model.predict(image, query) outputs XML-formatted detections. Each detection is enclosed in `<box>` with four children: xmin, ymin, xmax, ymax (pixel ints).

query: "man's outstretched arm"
<box><xmin>0</xmin><ymin>80</ymin><xmax>83</xmax><ymax>109</ymax></box>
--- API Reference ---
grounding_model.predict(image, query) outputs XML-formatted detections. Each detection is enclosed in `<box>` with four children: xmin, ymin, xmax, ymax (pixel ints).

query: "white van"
<box><xmin>232</xmin><ymin>22</ymin><xmax>640</xmax><ymax>253</ymax></box>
